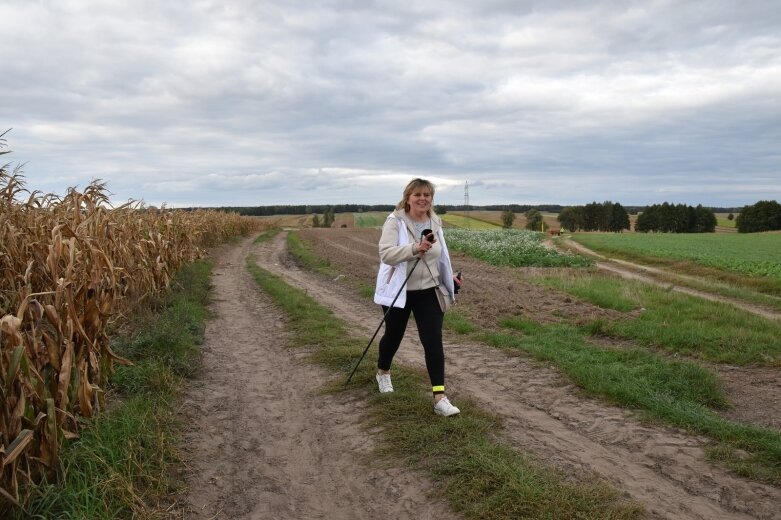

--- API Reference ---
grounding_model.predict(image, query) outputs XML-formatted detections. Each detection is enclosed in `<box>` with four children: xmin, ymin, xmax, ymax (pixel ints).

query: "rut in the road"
<box><xmin>179</xmin><ymin>237</ymin><xmax>460</xmax><ymax>520</ymax></box>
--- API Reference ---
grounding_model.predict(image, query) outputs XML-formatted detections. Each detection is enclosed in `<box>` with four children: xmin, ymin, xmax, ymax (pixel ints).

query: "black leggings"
<box><xmin>377</xmin><ymin>288</ymin><xmax>445</xmax><ymax>395</ymax></box>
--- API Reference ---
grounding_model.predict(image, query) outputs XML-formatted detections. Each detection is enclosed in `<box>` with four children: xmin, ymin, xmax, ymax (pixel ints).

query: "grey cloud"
<box><xmin>1</xmin><ymin>0</ymin><xmax>779</xmax><ymax>207</ymax></box>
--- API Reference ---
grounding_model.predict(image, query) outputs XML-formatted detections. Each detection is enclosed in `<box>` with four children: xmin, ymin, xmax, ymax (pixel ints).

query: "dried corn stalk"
<box><xmin>0</xmin><ymin>155</ymin><xmax>260</xmax><ymax>511</ymax></box>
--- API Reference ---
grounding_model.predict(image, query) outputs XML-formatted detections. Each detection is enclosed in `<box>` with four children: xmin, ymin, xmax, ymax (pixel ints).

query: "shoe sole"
<box><xmin>434</xmin><ymin>409</ymin><xmax>460</xmax><ymax>417</ymax></box>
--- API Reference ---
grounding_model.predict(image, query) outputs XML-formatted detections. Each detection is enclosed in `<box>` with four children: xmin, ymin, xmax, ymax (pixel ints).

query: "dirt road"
<box><xmin>179</xmin><ymin>238</ymin><xmax>459</xmax><ymax>520</ymax></box>
<box><xmin>181</xmin><ymin>232</ymin><xmax>781</xmax><ymax>519</ymax></box>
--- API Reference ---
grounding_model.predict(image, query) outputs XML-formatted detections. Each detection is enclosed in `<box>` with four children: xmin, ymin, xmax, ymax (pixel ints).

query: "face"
<box><xmin>407</xmin><ymin>187</ymin><xmax>433</xmax><ymax>214</ymax></box>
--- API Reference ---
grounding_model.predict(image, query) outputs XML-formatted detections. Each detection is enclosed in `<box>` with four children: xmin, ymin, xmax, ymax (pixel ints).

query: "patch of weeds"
<box><xmin>253</xmin><ymin>227</ymin><xmax>281</xmax><ymax>244</ymax></box>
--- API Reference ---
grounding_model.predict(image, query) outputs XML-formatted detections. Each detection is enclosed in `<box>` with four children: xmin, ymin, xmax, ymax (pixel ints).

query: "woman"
<box><xmin>373</xmin><ymin>178</ymin><xmax>462</xmax><ymax>416</ymax></box>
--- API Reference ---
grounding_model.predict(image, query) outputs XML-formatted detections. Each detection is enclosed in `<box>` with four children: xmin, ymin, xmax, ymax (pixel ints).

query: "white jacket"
<box><xmin>374</xmin><ymin>211</ymin><xmax>455</xmax><ymax>309</ymax></box>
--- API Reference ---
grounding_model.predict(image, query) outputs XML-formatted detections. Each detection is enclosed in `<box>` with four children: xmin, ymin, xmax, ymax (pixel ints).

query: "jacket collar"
<box><xmin>394</xmin><ymin>209</ymin><xmax>441</xmax><ymax>236</ymax></box>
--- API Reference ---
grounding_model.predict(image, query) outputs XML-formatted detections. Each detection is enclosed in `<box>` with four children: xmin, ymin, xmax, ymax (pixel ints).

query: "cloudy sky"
<box><xmin>1</xmin><ymin>1</ymin><xmax>779</xmax><ymax>208</ymax></box>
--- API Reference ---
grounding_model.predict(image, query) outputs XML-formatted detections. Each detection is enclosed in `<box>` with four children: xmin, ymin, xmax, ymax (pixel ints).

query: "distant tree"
<box><xmin>322</xmin><ymin>206</ymin><xmax>335</xmax><ymax>227</ymax></box>
<box><xmin>582</xmin><ymin>202</ymin><xmax>605</xmax><ymax>231</ymax></box>
<box><xmin>434</xmin><ymin>205</ymin><xmax>447</xmax><ymax>215</ymax></box>
<box><xmin>659</xmin><ymin>202</ymin><xmax>675</xmax><ymax>232</ymax></box>
<box><xmin>501</xmin><ymin>210</ymin><xmax>515</xmax><ymax>229</ymax></box>
<box><xmin>695</xmin><ymin>205</ymin><xmax>717</xmax><ymax>232</ymax></box>
<box><xmin>578</xmin><ymin>201</ymin><xmax>628</xmax><ymax>232</ymax></box>
<box><xmin>312</xmin><ymin>215</ymin><xmax>321</xmax><ymax>228</ymax></box>
<box><xmin>736</xmin><ymin>200</ymin><xmax>781</xmax><ymax>233</ymax></box>
<box><xmin>607</xmin><ymin>202</ymin><xmax>630</xmax><ymax>232</ymax></box>
<box><xmin>635</xmin><ymin>206</ymin><xmax>655</xmax><ymax>232</ymax></box>
<box><xmin>525</xmin><ymin>209</ymin><xmax>544</xmax><ymax>231</ymax></box>
<box><xmin>636</xmin><ymin>202</ymin><xmax>716</xmax><ymax>233</ymax></box>
<box><xmin>557</xmin><ymin>206</ymin><xmax>584</xmax><ymax>232</ymax></box>
<box><xmin>727</xmin><ymin>213</ymin><xmax>734</xmax><ymax>221</ymax></box>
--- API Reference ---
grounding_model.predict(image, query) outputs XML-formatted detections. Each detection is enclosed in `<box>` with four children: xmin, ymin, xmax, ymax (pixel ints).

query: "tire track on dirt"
<box><xmin>323</xmin><ymin>239</ymin><xmax>377</xmax><ymax>261</ymax></box>
<box><xmin>560</xmin><ymin>238</ymin><xmax>781</xmax><ymax>321</ymax></box>
<box><xmin>180</xmin><ymin>237</ymin><xmax>461</xmax><ymax>520</ymax></box>
<box><xmin>256</xmin><ymin>231</ymin><xmax>781</xmax><ymax>520</ymax></box>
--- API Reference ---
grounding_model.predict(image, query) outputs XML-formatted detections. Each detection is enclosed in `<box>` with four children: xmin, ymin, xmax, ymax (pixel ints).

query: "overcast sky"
<box><xmin>1</xmin><ymin>1</ymin><xmax>780</xmax><ymax>208</ymax></box>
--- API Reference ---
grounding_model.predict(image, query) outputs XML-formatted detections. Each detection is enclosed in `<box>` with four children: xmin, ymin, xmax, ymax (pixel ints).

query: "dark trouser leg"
<box><xmin>411</xmin><ymin>288</ymin><xmax>445</xmax><ymax>395</ymax></box>
<box><xmin>377</xmin><ymin>303</ymin><xmax>411</xmax><ymax>371</ymax></box>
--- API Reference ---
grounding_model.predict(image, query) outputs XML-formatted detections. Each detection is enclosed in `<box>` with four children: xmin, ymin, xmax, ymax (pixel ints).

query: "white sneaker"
<box><xmin>434</xmin><ymin>396</ymin><xmax>460</xmax><ymax>416</ymax></box>
<box><xmin>376</xmin><ymin>372</ymin><xmax>393</xmax><ymax>393</ymax></box>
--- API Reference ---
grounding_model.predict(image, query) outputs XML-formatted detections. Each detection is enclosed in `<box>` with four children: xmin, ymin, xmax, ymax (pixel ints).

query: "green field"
<box><xmin>715</xmin><ymin>213</ymin><xmax>737</xmax><ymax>228</ymax></box>
<box><xmin>572</xmin><ymin>232</ymin><xmax>781</xmax><ymax>279</ymax></box>
<box><xmin>446</xmin><ymin>229</ymin><xmax>592</xmax><ymax>267</ymax></box>
<box><xmin>717</xmin><ymin>219</ymin><xmax>737</xmax><ymax>228</ymax></box>
<box><xmin>353</xmin><ymin>212</ymin><xmax>388</xmax><ymax>228</ymax></box>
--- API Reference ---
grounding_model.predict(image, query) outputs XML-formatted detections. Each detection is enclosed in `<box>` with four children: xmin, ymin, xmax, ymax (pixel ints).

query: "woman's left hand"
<box><xmin>453</xmin><ymin>272</ymin><xmax>463</xmax><ymax>294</ymax></box>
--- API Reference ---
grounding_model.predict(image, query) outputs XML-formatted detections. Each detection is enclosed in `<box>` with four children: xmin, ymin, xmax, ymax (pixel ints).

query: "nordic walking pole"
<box><xmin>343</xmin><ymin>256</ymin><xmax>421</xmax><ymax>387</ymax></box>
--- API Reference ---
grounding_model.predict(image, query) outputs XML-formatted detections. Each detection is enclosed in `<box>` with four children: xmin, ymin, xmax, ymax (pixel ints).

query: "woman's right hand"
<box><xmin>416</xmin><ymin>235</ymin><xmax>434</xmax><ymax>255</ymax></box>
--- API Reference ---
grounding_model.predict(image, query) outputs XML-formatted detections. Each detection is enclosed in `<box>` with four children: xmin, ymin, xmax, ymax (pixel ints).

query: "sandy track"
<box><xmin>252</xmin><ymin>230</ymin><xmax>781</xmax><ymax>520</ymax></box>
<box><xmin>179</xmin><ymin>237</ymin><xmax>460</xmax><ymax>520</ymax></box>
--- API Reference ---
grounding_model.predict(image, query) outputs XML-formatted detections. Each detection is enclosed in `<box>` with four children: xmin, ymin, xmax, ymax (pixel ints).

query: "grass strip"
<box><xmin>570</xmin><ymin>233</ymin><xmax>781</xmax><ymax>296</ymax></box>
<box><xmin>289</xmin><ymin>229</ymin><xmax>376</xmax><ymax>299</ymax></box>
<box><xmin>245</xmin><ymin>255</ymin><xmax>641</xmax><ymax>519</ymax></box>
<box><xmin>253</xmin><ymin>227</ymin><xmax>281</xmax><ymax>244</ymax></box>
<box><xmin>19</xmin><ymin>261</ymin><xmax>212</xmax><ymax>519</ymax></box>
<box><xmin>480</xmin><ymin>317</ymin><xmax>781</xmax><ymax>485</ymax></box>
<box><xmin>559</xmin><ymin>238</ymin><xmax>781</xmax><ymax>314</ymax></box>
<box><xmin>628</xmin><ymin>268</ymin><xmax>781</xmax><ymax>314</ymax></box>
<box><xmin>540</xmin><ymin>272</ymin><xmax>781</xmax><ymax>366</ymax></box>
<box><xmin>286</xmin><ymin>230</ymin><xmax>332</xmax><ymax>273</ymax></box>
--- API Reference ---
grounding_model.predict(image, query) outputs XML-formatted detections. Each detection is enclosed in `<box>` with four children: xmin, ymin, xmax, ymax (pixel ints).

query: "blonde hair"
<box><xmin>396</xmin><ymin>178</ymin><xmax>436</xmax><ymax>215</ymax></box>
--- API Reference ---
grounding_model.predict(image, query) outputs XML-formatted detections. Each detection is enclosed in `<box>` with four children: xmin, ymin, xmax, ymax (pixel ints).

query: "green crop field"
<box><xmin>353</xmin><ymin>212</ymin><xmax>388</xmax><ymax>228</ymax></box>
<box><xmin>715</xmin><ymin>213</ymin><xmax>737</xmax><ymax>228</ymax></box>
<box><xmin>572</xmin><ymin>232</ymin><xmax>781</xmax><ymax>279</ymax></box>
<box><xmin>446</xmin><ymin>229</ymin><xmax>592</xmax><ymax>267</ymax></box>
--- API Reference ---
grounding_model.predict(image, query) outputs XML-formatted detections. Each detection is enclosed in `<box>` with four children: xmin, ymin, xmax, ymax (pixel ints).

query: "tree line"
<box><xmin>736</xmin><ymin>200</ymin><xmax>781</xmax><ymax>233</ymax></box>
<box><xmin>209</xmin><ymin>200</ymin><xmax>781</xmax><ymax>234</ymax></box>
<box><xmin>215</xmin><ymin>204</ymin><xmax>394</xmax><ymax>216</ymax></box>
<box><xmin>635</xmin><ymin>203</ymin><xmax>717</xmax><ymax>233</ymax></box>
<box><xmin>556</xmin><ymin>201</ymin><xmax>631</xmax><ymax>232</ymax></box>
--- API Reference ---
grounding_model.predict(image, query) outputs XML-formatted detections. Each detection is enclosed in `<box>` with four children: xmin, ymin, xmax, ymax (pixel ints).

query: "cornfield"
<box><xmin>0</xmin><ymin>148</ymin><xmax>259</xmax><ymax>510</ymax></box>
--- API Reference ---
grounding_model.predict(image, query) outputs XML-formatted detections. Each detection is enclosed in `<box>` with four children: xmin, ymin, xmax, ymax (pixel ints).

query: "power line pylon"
<box><xmin>464</xmin><ymin>181</ymin><xmax>470</xmax><ymax>229</ymax></box>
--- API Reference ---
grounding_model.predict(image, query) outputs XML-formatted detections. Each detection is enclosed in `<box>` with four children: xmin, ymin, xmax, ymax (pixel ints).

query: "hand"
<box><xmin>453</xmin><ymin>272</ymin><xmax>463</xmax><ymax>294</ymax></box>
<box><xmin>417</xmin><ymin>236</ymin><xmax>434</xmax><ymax>255</ymax></box>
